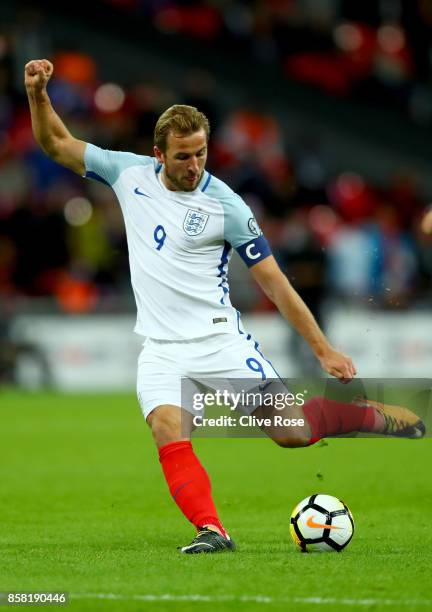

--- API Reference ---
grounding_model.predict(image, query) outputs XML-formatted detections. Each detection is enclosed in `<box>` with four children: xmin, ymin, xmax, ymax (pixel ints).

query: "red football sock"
<box><xmin>303</xmin><ymin>396</ymin><xmax>383</xmax><ymax>445</ymax></box>
<box><xmin>158</xmin><ymin>440</ymin><xmax>228</xmax><ymax>538</ymax></box>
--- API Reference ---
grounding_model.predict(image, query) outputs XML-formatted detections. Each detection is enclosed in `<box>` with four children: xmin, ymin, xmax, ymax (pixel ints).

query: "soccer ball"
<box><xmin>290</xmin><ymin>494</ymin><xmax>354</xmax><ymax>552</ymax></box>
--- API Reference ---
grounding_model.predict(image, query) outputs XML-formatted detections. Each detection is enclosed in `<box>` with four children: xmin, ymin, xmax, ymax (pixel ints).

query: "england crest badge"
<box><xmin>183</xmin><ymin>209</ymin><xmax>209</xmax><ymax>236</ymax></box>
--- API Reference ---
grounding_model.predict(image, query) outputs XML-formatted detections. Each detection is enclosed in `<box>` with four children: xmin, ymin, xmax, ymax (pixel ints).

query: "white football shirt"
<box><xmin>84</xmin><ymin>144</ymin><xmax>272</xmax><ymax>340</ymax></box>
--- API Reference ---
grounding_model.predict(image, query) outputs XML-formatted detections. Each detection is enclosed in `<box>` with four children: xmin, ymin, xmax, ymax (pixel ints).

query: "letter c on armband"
<box><xmin>245</xmin><ymin>243</ymin><xmax>261</xmax><ymax>260</ymax></box>
<box><xmin>237</xmin><ymin>235</ymin><xmax>272</xmax><ymax>268</ymax></box>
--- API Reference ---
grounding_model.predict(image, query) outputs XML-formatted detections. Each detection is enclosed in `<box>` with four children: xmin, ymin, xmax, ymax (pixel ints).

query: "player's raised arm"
<box><xmin>251</xmin><ymin>256</ymin><xmax>357</xmax><ymax>381</ymax></box>
<box><xmin>25</xmin><ymin>59</ymin><xmax>86</xmax><ymax>176</ymax></box>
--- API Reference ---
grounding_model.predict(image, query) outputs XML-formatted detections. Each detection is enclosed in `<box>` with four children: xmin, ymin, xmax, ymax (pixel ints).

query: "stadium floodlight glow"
<box><xmin>333</xmin><ymin>23</ymin><xmax>362</xmax><ymax>52</ymax></box>
<box><xmin>64</xmin><ymin>197</ymin><xmax>93</xmax><ymax>226</ymax></box>
<box><xmin>378</xmin><ymin>25</ymin><xmax>405</xmax><ymax>54</ymax></box>
<box><xmin>94</xmin><ymin>83</ymin><xmax>125</xmax><ymax>113</ymax></box>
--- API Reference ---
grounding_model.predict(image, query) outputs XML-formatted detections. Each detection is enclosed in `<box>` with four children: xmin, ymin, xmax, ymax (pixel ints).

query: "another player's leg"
<box><xmin>147</xmin><ymin>405</ymin><xmax>235</xmax><ymax>554</ymax></box>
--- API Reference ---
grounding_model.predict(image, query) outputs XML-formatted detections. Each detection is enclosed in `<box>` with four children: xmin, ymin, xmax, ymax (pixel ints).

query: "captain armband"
<box><xmin>236</xmin><ymin>235</ymin><xmax>272</xmax><ymax>267</ymax></box>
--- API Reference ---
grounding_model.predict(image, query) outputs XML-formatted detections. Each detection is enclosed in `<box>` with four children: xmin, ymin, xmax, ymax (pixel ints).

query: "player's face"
<box><xmin>155</xmin><ymin>129</ymin><xmax>208</xmax><ymax>192</ymax></box>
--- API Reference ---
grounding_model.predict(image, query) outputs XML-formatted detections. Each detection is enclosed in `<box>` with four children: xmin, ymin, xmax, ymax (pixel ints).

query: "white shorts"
<box><xmin>136</xmin><ymin>331</ymin><xmax>281</xmax><ymax>419</ymax></box>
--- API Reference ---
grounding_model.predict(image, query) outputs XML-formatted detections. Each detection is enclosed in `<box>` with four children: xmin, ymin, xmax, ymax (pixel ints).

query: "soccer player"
<box><xmin>25</xmin><ymin>59</ymin><xmax>425</xmax><ymax>554</ymax></box>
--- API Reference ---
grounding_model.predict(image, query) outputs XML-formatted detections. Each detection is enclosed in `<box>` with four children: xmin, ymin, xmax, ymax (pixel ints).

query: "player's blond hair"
<box><xmin>154</xmin><ymin>105</ymin><xmax>210</xmax><ymax>152</ymax></box>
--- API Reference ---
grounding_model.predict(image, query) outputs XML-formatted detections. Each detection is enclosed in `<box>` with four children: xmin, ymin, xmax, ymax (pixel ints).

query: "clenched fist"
<box><xmin>318</xmin><ymin>346</ymin><xmax>357</xmax><ymax>383</ymax></box>
<box><xmin>24</xmin><ymin>59</ymin><xmax>53</xmax><ymax>91</ymax></box>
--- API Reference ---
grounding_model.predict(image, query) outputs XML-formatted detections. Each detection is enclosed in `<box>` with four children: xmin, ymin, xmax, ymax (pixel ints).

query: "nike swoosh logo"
<box><xmin>172</xmin><ymin>480</ymin><xmax>193</xmax><ymax>501</ymax></box>
<box><xmin>134</xmin><ymin>187</ymin><xmax>151</xmax><ymax>197</ymax></box>
<box><xmin>306</xmin><ymin>515</ymin><xmax>343</xmax><ymax>530</ymax></box>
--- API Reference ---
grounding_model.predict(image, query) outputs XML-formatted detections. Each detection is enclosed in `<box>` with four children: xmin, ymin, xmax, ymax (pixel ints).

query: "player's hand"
<box><xmin>24</xmin><ymin>59</ymin><xmax>53</xmax><ymax>92</ymax></box>
<box><xmin>318</xmin><ymin>347</ymin><xmax>357</xmax><ymax>383</ymax></box>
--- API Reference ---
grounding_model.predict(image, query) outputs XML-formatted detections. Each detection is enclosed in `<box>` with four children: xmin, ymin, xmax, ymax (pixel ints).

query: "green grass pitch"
<box><xmin>1</xmin><ymin>391</ymin><xmax>431</xmax><ymax>612</ymax></box>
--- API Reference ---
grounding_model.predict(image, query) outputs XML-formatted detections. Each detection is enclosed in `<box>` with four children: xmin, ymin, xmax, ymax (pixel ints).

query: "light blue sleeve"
<box><xmin>204</xmin><ymin>175</ymin><xmax>272</xmax><ymax>266</ymax></box>
<box><xmin>204</xmin><ymin>175</ymin><xmax>262</xmax><ymax>248</ymax></box>
<box><xmin>222</xmin><ymin>193</ymin><xmax>263</xmax><ymax>249</ymax></box>
<box><xmin>84</xmin><ymin>143</ymin><xmax>153</xmax><ymax>187</ymax></box>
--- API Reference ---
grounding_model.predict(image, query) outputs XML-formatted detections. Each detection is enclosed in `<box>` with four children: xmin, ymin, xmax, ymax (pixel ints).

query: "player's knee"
<box><xmin>272</xmin><ymin>432</ymin><xmax>310</xmax><ymax>448</ymax></box>
<box><xmin>147</xmin><ymin>406</ymin><xmax>184</xmax><ymax>446</ymax></box>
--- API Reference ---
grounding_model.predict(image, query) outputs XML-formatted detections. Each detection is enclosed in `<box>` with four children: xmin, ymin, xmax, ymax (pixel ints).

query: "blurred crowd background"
<box><xmin>1</xmin><ymin>0</ymin><xmax>432</xmax><ymax>384</ymax></box>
